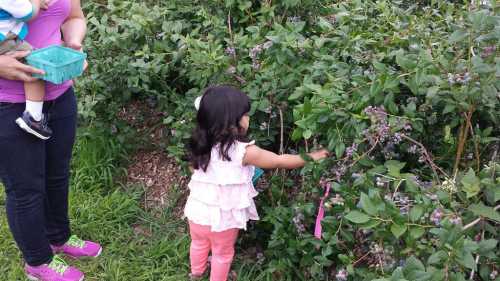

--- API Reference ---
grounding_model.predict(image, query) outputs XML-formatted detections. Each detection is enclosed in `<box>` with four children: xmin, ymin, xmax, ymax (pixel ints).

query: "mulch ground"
<box><xmin>117</xmin><ymin>100</ymin><xmax>188</xmax><ymax>213</ymax></box>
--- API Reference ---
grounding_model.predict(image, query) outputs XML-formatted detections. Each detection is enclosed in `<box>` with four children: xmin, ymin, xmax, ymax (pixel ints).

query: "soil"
<box><xmin>127</xmin><ymin>149</ymin><xmax>188</xmax><ymax>212</ymax></box>
<box><xmin>118</xmin><ymin>100</ymin><xmax>189</xmax><ymax>214</ymax></box>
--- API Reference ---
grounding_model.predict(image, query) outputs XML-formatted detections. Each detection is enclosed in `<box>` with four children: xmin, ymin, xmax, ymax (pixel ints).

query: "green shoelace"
<box><xmin>48</xmin><ymin>255</ymin><xmax>69</xmax><ymax>275</ymax></box>
<box><xmin>66</xmin><ymin>235</ymin><xmax>85</xmax><ymax>249</ymax></box>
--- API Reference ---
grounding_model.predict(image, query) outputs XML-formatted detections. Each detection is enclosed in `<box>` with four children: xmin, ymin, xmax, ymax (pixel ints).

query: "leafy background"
<box><xmin>78</xmin><ymin>0</ymin><xmax>499</xmax><ymax>280</ymax></box>
<box><xmin>1</xmin><ymin>0</ymin><xmax>499</xmax><ymax>280</ymax></box>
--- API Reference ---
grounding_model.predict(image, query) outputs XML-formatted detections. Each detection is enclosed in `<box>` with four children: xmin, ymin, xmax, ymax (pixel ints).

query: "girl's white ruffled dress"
<box><xmin>184</xmin><ymin>141</ymin><xmax>259</xmax><ymax>232</ymax></box>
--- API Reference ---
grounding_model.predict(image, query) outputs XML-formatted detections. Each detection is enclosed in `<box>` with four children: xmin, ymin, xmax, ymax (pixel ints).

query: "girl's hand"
<box><xmin>309</xmin><ymin>149</ymin><xmax>330</xmax><ymax>161</ymax></box>
<box><xmin>40</xmin><ymin>0</ymin><xmax>50</xmax><ymax>10</ymax></box>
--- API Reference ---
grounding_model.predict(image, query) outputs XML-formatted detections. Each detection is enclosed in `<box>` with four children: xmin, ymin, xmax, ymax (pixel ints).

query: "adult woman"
<box><xmin>0</xmin><ymin>0</ymin><xmax>101</xmax><ymax>280</ymax></box>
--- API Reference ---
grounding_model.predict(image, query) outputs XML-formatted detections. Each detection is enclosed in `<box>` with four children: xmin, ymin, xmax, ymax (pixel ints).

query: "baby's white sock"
<box><xmin>25</xmin><ymin>100</ymin><xmax>44</xmax><ymax>121</ymax></box>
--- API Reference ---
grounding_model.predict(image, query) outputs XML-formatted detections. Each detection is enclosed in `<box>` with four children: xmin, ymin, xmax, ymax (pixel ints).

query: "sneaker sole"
<box><xmin>26</xmin><ymin>274</ymin><xmax>39</xmax><ymax>281</ymax></box>
<box><xmin>26</xmin><ymin>274</ymin><xmax>84</xmax><ymax>281</ymax></box>
<box><xmin>15</xmin><ymin>118</ymin><xmax>50</xmax><ymax>140</ymax></box>
<box><xmin>94</xmin><ymin>247</ymin><xmax>103</xmax><ymax>257</ymax></box>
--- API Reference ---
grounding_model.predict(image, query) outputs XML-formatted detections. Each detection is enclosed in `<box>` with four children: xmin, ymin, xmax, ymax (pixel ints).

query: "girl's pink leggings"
<box><xmin>189</xmin><ymin>221</ymin><xmax>239</xmax><ymax>281</ymax></box>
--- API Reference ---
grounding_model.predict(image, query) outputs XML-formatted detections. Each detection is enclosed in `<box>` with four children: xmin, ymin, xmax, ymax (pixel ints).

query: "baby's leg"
<box><xmin>16</xmin><ymin>39</ymin><xmax>46</xmax><ymax>122</ymax></box>
<box><xmin>209</xmin><ymin>228</ymin><xmax>239</xmax><ymax>281</ymax></box>
<box><xmin>24</xmin><ymin>81</ymin><xmax>45</xmax><ymax>121</ymax></box>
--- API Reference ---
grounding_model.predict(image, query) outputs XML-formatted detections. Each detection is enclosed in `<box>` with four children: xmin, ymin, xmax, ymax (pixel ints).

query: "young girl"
<box><xmin>185</xmin><ymin>85</ymin><xmax>329</xmax><ymax>281</ymax></box>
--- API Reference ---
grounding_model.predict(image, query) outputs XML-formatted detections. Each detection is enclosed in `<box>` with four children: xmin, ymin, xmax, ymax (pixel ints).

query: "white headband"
<box><xmin>194</xmin><ymin>96</ymin><xmax>202</xmax><ymax>110</ymax></box>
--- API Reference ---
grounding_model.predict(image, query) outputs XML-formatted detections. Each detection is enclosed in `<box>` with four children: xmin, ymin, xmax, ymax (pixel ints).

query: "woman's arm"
<box><xmin>0</xmin><ymin>52</ymin><xmax>44</xmax><ymax>82</ymax></box>
<box><xmin>243</xmin><ymin>145</ymin><xmax>329</xmax><ymax>169</ymax></box>
<box><xmin>30</xmin><ymin>0</ymin><xmax>40</xmax><ymax>18</ymax></box>
<box><xmin>60</xmin><ymin>0</ymin><xmax>86</xmax><ymax>50</ymax></box>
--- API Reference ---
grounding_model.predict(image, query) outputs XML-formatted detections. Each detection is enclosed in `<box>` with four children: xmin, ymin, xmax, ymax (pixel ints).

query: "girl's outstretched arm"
<box><xmin>243</xmin><ymin>145</ymin><xmax>329</xmax><ymax>169</ymax></box>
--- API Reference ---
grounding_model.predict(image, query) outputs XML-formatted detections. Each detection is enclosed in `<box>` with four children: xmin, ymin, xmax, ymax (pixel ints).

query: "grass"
<box><xmin>0</xmin><ymin>126</ymin><xmax>270</xmax><ymax>281</ymax></box>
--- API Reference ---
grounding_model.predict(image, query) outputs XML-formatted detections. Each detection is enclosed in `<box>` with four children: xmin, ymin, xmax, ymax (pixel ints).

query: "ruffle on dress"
<box><xmin>184</xmin><ymin>141</ymin><xmax>260</xmax><ymax>232</ymax></box>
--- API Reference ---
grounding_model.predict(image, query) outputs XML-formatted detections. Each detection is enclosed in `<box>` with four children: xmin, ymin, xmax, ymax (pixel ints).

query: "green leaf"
<box><xmin>448</xmin><ymin>29</ymin><xmax>469</xmax><ymax>43</ymax></box>
<box><xmin>391</xmin><ymin>223</ymin><xmax>407</xmax><ymax>238</ymax></box>
<box><xmin>360</xmin><ymin>192</ymin><xmax>378</xmax><ymax>215</ymax></box>
<box><xmin>361</xmin><ymin>219</ymin><xmax>381</xmax><ymax>229</ymax></box>
<box><xmin>317</xmin><ymin>17</ymin><xmax>333</xmax><ymax>30</ymax></box>
<box><xmin>428</xmin><ymin>250</ymin><xmax>447</xmax><ymax>265</ymax></box>
<box><xmin>463</xmin><ymin>239</ymin><xmax>478</xmax><ymax>252</ymax></box>
<box><xmin>396</xmin><ymin>53</ymin><xmax>417</xmax><ymax>70</ymax></box>
<box><xmin>461</xmin><ymin>168</ymin><xmax>481</xmax><ymax>198</ymax></box>
<box><xmin>347</xmin><ymin>264</ymin><xmax>354</xmax><ymax>274</ymax></box>
<box><xmin>409</xmin><ymin>205</ymin><xmax>424</xmax><ymax>222</ymax></box>
<box><xmin>449</xmin><ymin>272</ymin><xmax>467</xmax><ymax>281</ymax></box>
<box><xmin>385</xmin><ymin>160</ymin><xmax>406</xmax><ymax>177</ymax></box>
<box><xmin>409</xmin><ymin>226</ymin><xmax>425</xmax><ymax>239</ymax></box>
<box><xmin>335</xmin><ymin>142</ymin><xmax>345</xmax><ymax>159</ymax></box>
<box><xmin>345</xmin><ymin>211</ymin><xmax>371</xmax><ymax>224</ymax></box>
<box><xmin>405</xmin><ymin>256</ymin><xmax>425</xmax><ymax>271</ymax></box>
<box><xmin>338</xmin><ymin>254</ymin><xmax>350</xmax><ymax>263</ymax></box>
<box><xmin>485</xmin><ymin>185</ymin><xmax>500</xmax><ymax>202</ymax></box>
<box><xmin>468</xmin><ymin>203</ymin><xmax>500</xmax><ymax>222</ymax></box>
<box><xmin>289</xmin><ymin>90</ymin><xmax>304</xmax><ymax>100</ymax></box>
<box><xmin>472</xmin><ymin>56</ymin><xmax>495</xmax><ymax>73</ymax></box>
<box><xmin>426</xmin><ymin>86</ymin><xmax>439</xmax><ymax>99</ymax></box>
<box><xmin>477</xmin><ymin>239</ymin><xmax>497</xmax><ymax>255</ymax></box>
<box><xmin>458</xmin><ymin>251</ymin><xmax>476</xmax><ymax>270</ymax></box>
<box><xmin>391</xmin><ymin>267</ymin><xmax>405</xmax><ymax>280</ymax></box>
<box><xmin>443</xmin><ymin>104</ymin><xmax>456</xmax><ymax>115</ymax></box>
<box><xmin>370</xmin><ymin>79</ymin><xmax>383</xmax><ymax>97</ymax></box>
<box><xmin>479</xmin><ymin>264</ymin><xmax>491</xmax><ymax>281</ymax></box>
<box><xmin>303</xmin><ymin>129</ymin><xmax>312</xmax><ymax>140</ymax></box>
<box><xmin>291</xmin><ymin>128</ymin><xmax>303</xmax><ymax>141</ymax></box>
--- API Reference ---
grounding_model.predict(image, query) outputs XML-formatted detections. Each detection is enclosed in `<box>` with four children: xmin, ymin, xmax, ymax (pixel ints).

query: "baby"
<box><xmin>0</xmin><ymin>0</ymin><xmax>52</xmax><ymax>139</ymax></box>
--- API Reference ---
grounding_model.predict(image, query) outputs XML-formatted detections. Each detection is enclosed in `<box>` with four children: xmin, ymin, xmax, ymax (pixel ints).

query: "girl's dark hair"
<box><xmin>189</xmin><ymin>85</ymin><xmax>251</xmax><ymax>171</ymax></box>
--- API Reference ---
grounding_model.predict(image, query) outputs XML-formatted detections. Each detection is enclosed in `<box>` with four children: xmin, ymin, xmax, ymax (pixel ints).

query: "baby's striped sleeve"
<box><xmin>0</xmin><ymin>0</ymin><xmax>34</xmax><ymax>21</ymax></box>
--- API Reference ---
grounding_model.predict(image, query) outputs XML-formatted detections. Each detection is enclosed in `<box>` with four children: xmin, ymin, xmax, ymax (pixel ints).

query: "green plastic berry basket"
<box><xmin>26</xmin><ymin>45</ymin><xmax>86</xmax><ymax>84</ymax></box>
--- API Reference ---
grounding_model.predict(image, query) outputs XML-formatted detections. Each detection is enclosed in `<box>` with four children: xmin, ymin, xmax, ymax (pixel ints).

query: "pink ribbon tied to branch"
<box><xmin>314</xmin><ymin>181</ymin><xmax>331</xmax><ymax>239</ymax></box>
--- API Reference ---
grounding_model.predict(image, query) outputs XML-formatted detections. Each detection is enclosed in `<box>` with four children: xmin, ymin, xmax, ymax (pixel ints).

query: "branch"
<box><xmin>402</xmin><ymin>135</ymin><xmax>448</xmax><ymax>181</ymax></box>
<box><xmin>226</xmin><ymin>11</ymin><xmax>237</xmax><ymax>60</ymax></box>
<box><xmin>466</xmin><ymin>120</ymin><xmax>480</xmax><ymax>172</ymax></box>
<box><xmin>454</xmin><ymin>108</ymin><xmax>475</xmax><ymax>177</ymax></box>
<box><xmin>469</xmin><ymin>251</ymin><xmax>480</xmax><ymax>280</ymax></box>
<box><xmin>463</xmin><ymin>204</ymin><xmax>500</xmax><ymax>231</ymax></box>
<box><xmin>469</xmin><ymin>229</ymin><xmax>484</xmax><ymax>280</ymax></box>
<box><xmin>352</xmin><ymin>251</ymin><xmax>371</xmax><ymax>267</ymax></box>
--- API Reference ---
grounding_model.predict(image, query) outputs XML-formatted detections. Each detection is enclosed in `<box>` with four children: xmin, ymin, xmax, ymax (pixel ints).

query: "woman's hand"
<box><xmin>0</xmin><ymin>52</ymin><xmax>44</xmax><ymax>82</ymax></box>
<box><xmin>64</xmin><ymin>41</ymin><xmax>88</xmax><ymax>71</ymax></box>
<box><xmin>309</xmin><ymin>149</ymin><xmax>330</xmax><ymax>161</ymax></box>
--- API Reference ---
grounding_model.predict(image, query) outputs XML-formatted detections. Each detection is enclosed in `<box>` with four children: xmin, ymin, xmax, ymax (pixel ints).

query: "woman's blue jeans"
<box><xmin>0</xmin><ymin>88</ymin><xmax>76</xmax><ymax>266</ymax></box>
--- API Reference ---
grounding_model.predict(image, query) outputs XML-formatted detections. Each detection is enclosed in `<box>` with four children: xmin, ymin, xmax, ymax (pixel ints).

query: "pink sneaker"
<box><xmin>25</xmin><ymin>255</ymin><xmax>84</xmax><ymax>281</ymax></box>
<box><xmin>51</xmin><ymin>235</ymin><xmax>102</xmax><ymax>259</ymax></box>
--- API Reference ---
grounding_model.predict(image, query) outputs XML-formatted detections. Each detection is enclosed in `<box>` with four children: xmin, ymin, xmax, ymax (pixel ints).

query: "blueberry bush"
<box><xmin>79</xmin><ymin>0</ymin><xmax>499</xmax><ymax>280</ymax></box>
